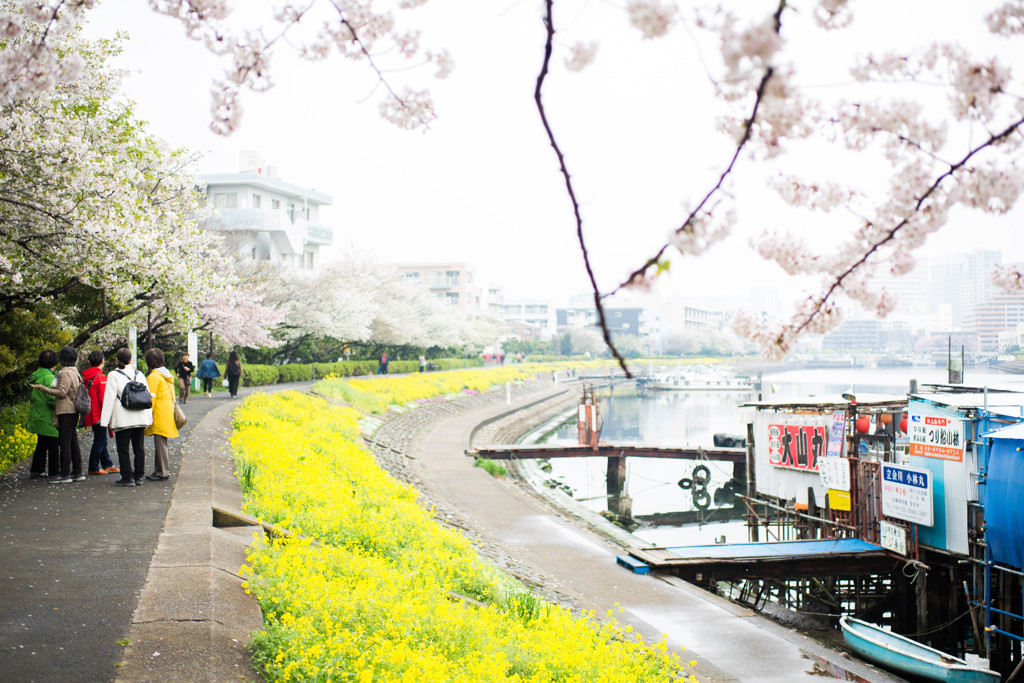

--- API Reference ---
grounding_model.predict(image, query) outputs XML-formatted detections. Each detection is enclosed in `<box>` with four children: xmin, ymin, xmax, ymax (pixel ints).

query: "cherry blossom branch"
<box><xmin>70</xmin><ymin>291</ymin><xmax>160</xmax><ymax>348</ymax></box>
<box><xmin>534</xmin><ymin>0</ymin><xmax>632</xmax><ymax>377</ymax></box>
<box><xmin>326</xmin><ymin>0</ymin><xmax>434</xmax><ymax>131</ymax></box>
<box><xmin>610</xmin><ymin>0</ymin><xmax>786</xmax><ymax>297</ymax></box>
<box><xmin>0</xmin><ymin>276</ymin><xmax>81</xmax><ymax>315</ymax></box>
<box><xmin>786</xmin><ymin>115</ymin><xmax>1024</xmax><ymax>341</ymax></box>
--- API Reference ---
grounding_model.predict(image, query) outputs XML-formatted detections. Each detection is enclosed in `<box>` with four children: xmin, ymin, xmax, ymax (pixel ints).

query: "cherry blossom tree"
<box><xmin>0</xmin><ymin>11</ymin><xmax>229</xmax><ymax>345</ymax></box>
<box><xmin>267</xmin><ymin>254</ymin><xmax>495</xmax><ymax>356</ymax></box>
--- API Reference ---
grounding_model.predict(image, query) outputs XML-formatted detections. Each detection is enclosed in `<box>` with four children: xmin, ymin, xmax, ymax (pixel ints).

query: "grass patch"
<box><xmin>473</xmin><ymin>457</ymin><xmax>508</xmax><ymax>478</ymax></box>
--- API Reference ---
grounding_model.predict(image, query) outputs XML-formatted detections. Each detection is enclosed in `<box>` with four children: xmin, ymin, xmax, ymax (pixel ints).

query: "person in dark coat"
<box><xmin>196</xmin><ymin>352</ymin><xmax>220</xmax><ymax>397</ymax></box>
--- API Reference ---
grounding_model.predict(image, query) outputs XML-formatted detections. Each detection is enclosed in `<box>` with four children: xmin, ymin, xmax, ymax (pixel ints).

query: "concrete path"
<box><xmin>411</xmin><ymin>389</ymin><xmax>905</xmax><ymax>683</ymax></box>
<box><xmin>0</xmin><ymin>382</ymin><xmax>306</xmax><ymax>683</ymax></box>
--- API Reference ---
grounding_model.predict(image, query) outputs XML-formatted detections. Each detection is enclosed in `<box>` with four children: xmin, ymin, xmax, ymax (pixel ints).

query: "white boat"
<box><xmin>645</xmin><ymin>369</ymin><xmax>754</xmax><ymax>392</ymax></box>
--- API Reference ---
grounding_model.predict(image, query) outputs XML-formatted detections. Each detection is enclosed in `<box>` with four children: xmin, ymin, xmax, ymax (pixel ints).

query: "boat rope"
<box><xmin>902</xmin><ymin>559</ymin><xmax>928</xmax><ymax>583</ymax></box>
<box><xmin>901</xmin><ymin>610</ymin><xmax>971</xmax><ymax>637</ymax></box>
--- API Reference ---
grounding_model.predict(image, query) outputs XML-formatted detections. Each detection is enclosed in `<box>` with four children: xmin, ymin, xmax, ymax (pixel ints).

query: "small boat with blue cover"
<box><xmin>839</xmin><ymin>616</ymin><xmax>1000</xmax><ymax>683</ymax></box>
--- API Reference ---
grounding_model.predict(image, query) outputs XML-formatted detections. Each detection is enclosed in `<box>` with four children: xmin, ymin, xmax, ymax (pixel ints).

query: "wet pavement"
<box><xmin>0</xmin><ymin>384</ymin><xmax>304</xmax><ymax>683</ymax></box>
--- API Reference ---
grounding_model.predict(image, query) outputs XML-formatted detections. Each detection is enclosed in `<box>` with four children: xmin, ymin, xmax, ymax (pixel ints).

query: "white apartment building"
<box><xmin>388</xmin><ymin>263</ymin><xmax>482</xmax><ymax>315</ymax></box>
<box><xmin>198</xmin><ymin>152</ymin><xmax>333</xmax><ymax>271</ymax></box>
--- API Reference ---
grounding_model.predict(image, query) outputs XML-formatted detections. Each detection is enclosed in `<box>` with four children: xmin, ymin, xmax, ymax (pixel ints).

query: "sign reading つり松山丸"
<box><xmin>908</xmin><ymin>405</ymin><xmax>964</xmax><ymax>462</ymax></box>
<box><xmin>881</xmin><ymin>462</ymin><xmax>934</xmax><ymax>526</ymax></box>
<box><xmin>767</xmin><ymin>424</ymin><xmax>826</xmax><ymax>471</ymax></box>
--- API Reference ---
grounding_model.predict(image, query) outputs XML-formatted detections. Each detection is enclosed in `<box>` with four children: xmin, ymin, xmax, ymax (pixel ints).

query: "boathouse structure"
<box><xmin>626</xmin><ymin>383</ymin><xmax>1024</xmax><ymax>679</ymax></box>
<box><xmin>471</xmin><ymin>373</ymin><xmax>1024</xmax><ymax>678</ymax></box>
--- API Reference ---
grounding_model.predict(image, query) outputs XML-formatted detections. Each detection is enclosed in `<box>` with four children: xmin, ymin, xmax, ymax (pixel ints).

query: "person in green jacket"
<box><xmin>27</xmin><ymin>349</ymin><xmax>59</xmax><ymax>479</ymax></box>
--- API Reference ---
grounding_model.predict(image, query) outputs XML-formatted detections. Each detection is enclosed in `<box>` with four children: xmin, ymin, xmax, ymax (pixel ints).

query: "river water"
<box><xmin>534</xmin><ymin>365</ymin><xmax>1024</xmax><ymax>548</ymax></box>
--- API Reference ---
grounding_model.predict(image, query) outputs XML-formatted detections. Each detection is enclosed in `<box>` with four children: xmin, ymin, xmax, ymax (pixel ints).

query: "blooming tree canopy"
<box><xmin>269</xmin><ymin>254</ymin><xmax>495</xmax><ymax>352</ymax></box>
<box><xmin>0</xmin><ymin>6</ymin><xmax>229</xmax><ymax>344</ymax></box>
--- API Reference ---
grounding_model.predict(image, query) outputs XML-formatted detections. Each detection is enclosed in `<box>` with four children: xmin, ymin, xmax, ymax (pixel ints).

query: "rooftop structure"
<box><xmin>197</xmin><ymin>152</ymin><xmax>333</xmax><ymax>272</ymax></box>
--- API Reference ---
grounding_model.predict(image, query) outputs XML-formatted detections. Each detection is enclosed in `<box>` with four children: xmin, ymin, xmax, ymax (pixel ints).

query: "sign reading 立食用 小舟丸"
<box><xmin>767</xmin><ymin>423</ymin><xmax>827</xmax><ymax>471</ymax></box>
<box><xmin>908</xmin><ymin>405</ymin><xmax>965</xmax><ymax>462</ymax></box>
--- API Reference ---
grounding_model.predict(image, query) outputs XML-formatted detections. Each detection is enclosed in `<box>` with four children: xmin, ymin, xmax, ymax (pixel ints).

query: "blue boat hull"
<box><xmin>840</xmin><ymin>617</ymin><xmax>1000</xmax><ymax>683</ymax></box>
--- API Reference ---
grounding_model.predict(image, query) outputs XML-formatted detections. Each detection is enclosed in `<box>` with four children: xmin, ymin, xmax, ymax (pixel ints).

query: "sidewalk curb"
<box><xmin>114</xmin><ymin>399</ymin><xmax>263</xmax><ymax>682</ymax></box>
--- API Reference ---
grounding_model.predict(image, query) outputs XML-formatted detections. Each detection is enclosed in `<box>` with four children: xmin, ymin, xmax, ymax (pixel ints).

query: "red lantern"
<box><xmin>879</xmin><ymin>413</ymin><xmax>893</xmax><ymax>426</ymax></box>
<box><xmin>855</xmin><ymin>416</ymin><xmax>871</xmax><ymax>433</ymax></box>
<box><xmin>899</xmin><ymin>413</ymin><xmax>908</xmax><ymax>434</ymax></box>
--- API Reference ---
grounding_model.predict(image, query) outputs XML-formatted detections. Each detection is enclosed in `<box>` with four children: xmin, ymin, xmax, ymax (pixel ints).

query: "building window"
<box><xmin>252</xmin><ymin>193</ymin><xmax>262</xmax><ymax>209</ymax></box>
<box><xmin>213</xmin><ymin>192</ymin><xmax>237</xmax><ymax>209</ymax></box>
<box><xmin>445</xmin><ymin>293</ymin><xmax>459</xmax><ymax>306</ymax></box>
<box><xmin>288</xmin><ymin>203</ymin><xmax>295</xmax><ymax>222</ymax></box>
<box><xmin>250</xmin><ymin>245</ymin><xmax>258</xmax><ymax>260</ymax></box>
<box><xmin>271</xmin><ymin>199</ymin><xmax>280</xmax><ymax>210</ymax></box>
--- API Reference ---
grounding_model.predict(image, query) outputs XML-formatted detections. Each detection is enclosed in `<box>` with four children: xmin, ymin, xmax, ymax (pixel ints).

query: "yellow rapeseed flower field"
<box><xmin>233</xmin><ymin>367</ymin><xmax>693</xmax><ymax>682</ymax></box>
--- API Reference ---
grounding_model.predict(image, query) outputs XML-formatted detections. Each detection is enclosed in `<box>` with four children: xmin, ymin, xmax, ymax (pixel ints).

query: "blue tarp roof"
<box><xmin>660</xmin><ymin>538</ymin><xmax>883</xmax><ymax>560</ymax></box>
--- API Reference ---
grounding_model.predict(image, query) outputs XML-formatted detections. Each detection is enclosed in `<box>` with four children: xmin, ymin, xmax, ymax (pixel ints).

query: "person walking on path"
<box><xmin>225</xmin><ymin>350</ymin><xmax>243</xmax><ymax>398</ymax></box>
<box><xmin>379</xmin><ymin>350</ymin><xmax>389</xmax><ymax>375</ymax></box>
<box><xmin>31</xmin><ymin>345</ymin><xmax>83</xmax><ymax>483</ymax></box>
<box><xmin>100</xmin><ymin>348</ymin><xmax>152</xmax><ymax>487</ymax></box>
<box><xmin>143</xmin><ymin>348</ymin><xmax>177</xmax><ymax>481</ymax></box>
<box><xmin>196</xmin><ymin>352</ymin><xmax>220</xmax><ymax>397</ymax></box>
<box><xmin>174</xmin><ymin>352</ymin><xmax>195</xmax><ymax>404</ymax></box>
<box><xmin>419</xmin><ymin>354</ymin><xmax>427</xmax><ymax>373</ymax></box>
<box><xmin>26</xmin><ymin>349</ymin><xmax>59</xmax><ymax>479</ymax></box>
<box><xmin>82</xmin><ymin>350</ymin><xmax>117</xmax><ymax>476</ymax></box>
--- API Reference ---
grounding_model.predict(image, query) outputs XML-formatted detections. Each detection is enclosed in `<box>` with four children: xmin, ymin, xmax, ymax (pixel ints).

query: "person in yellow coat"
<box><xmin>143</xmin><ymin>348</ymin><xmax>178</xmax><ymax>481</ymax></box>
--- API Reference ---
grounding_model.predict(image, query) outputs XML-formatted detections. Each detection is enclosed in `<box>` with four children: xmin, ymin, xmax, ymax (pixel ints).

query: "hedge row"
<box><xmin>235</xmin><ymin>358</ymin><xmax>485</xmax><ymax>388</ymax></box>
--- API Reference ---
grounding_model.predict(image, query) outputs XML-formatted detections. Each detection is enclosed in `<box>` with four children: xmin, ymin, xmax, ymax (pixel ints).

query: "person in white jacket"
<box><xmin>100</xmin><ymin>348</ymin><xmax>153</xmax><ymax>487</ymax></box>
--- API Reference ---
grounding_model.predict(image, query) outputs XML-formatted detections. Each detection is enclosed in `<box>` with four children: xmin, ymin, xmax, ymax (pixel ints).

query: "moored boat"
<box><xmin>839</xmin><ymin>616</ymin><xmax>1000</xmax><ymax>683</ymax></box>
<box><xmin>645</xmin><ymin>369</ymin><xmax>754</xmax><ymax>392</ymax></box>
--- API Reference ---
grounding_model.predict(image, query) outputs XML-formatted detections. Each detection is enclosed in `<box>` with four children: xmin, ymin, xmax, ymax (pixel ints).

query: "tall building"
<box><xmin>386</xmin><ymin>263</ymin><xmax>482</xmax><ymax>315</ymax></box>
<box><xmin>931</xmin><ymin>250</ymin><xmax>1001</xmax><ymax>330</ymax></box>
<box><xmin>197</xmin><ymin>152</ymin><xmax>333</xmax><ymax>272</ymax></box>
<box><xmin>969</xmin><ymin>291</ymin><xmax>1024</xmax><ymax>352</ymax></box>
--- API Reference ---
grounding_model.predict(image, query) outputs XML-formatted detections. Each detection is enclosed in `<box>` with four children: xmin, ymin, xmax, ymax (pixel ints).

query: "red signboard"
<box><xmin>767</xmin><ymin>424</ymin><xmax>827</xmax><ymax>471</ymax></box>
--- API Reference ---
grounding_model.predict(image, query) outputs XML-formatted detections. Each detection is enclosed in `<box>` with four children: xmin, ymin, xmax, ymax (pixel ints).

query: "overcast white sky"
<box><xmin>82</xmin><ymin>0</ymin><xmax>1024</xmax><ymax>319</ymax></box>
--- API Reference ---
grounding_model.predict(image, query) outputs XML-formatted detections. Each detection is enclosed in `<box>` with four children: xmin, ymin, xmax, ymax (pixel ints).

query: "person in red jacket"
<box><xmin>83</xmin><ymin>350</ymin><xmax>118</xmax><ymax>475</ymax></box>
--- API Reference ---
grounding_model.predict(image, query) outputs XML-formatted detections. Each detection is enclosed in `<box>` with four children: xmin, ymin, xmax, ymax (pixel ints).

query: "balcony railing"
<box><xmin>306</xmin><ymin>224</ymin><xmax>333</xmax><ymax>245</ymax></box>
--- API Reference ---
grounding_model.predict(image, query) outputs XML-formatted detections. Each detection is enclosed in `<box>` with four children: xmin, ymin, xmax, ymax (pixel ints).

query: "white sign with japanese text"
<box><xmin>879</xmin><ymin>520</ymin><xmax>907</xmax><ymax>556</ymax></box>
<box><xmin>908</xmin><ymin>404</ymin><xmax>965</xmax><ymax>462</ymax></box>
<box><xmin>881</xmin><ymin>462</ymin><xmax>934</xmax><ymax>526</ymax></box>
<box><xmin>819</xmin><ymin>456</ymin><xmax>851</xmax><ymax>492</ymax></box>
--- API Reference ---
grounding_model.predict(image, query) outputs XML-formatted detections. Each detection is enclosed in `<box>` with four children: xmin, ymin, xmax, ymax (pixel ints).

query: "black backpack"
<box><xmin>73</xmin><ymin>375</ymin><xmax>92</xmax><ymax>414</ymax></box>
<box><xmin>116</xmin><ymin>369</ymin><xmax>152</xmax><ymax>411</ymax></box>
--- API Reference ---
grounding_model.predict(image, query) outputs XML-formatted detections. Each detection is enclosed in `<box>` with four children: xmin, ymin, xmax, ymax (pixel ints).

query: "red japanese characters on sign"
<box><xmin>767</xmin><ymin>424</ymin><xmax>827</xmax><ymax>471</ymax></box>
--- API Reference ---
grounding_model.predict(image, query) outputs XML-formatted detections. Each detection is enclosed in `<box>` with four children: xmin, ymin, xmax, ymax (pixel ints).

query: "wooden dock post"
<box><xmin>607</xmin><ymin>452</ymin><xmax>629</xmax><ymax>517</ymax></box>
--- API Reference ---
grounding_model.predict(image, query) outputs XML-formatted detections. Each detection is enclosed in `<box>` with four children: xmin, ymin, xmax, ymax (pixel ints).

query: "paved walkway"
<box><xmin>0</xmin><ymin>382</ymin><xmax>306</xmax><ymax>683</ymax></box>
